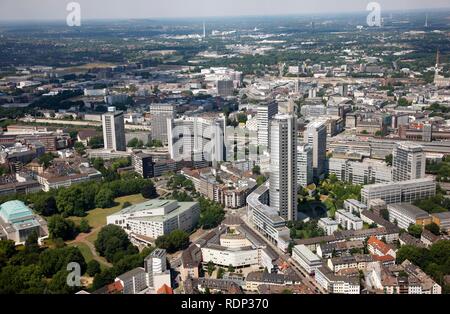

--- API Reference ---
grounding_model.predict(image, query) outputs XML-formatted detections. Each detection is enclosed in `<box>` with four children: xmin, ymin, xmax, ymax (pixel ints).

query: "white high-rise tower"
<box><xmin>257</xmin><ymin>102</ymin><xmax>278</xmax><ymax>151</ymax></box>
<box><xmin>304</xmin><ymin>120</ymin><xmax>327</xmax><ymax>180</ymax></box>
<box><xmin>102</xmin><ymin>106</ymin><xmax>126</xmax><ymax>151</ymax></box>
<box><xmin>392</xmin><ymin>142</ymin><xmax>426</xmax><ymax>182</ymax></box>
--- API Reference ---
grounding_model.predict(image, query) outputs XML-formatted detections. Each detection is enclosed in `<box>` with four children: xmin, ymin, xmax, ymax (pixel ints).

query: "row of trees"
<box><xmin>25</xmin><ymin>177</ymin><xmax>157</xmax><ymax>218</ymax></box>
<box><xmin>127</xmin><ymin>138</ymin><xmax>163</xmax><ymax>149</ymax></box>
<box><xmin>396</xmin><ymin>240</ymin><xmax>450</xmax><ymax>293</ymax></box>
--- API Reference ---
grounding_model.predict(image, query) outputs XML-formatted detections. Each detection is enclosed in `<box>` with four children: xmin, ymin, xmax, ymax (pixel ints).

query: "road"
<box><xmin>237</xmin><ymin>209</ymin><xmax>325</xmax><ymax>294</ymax></box>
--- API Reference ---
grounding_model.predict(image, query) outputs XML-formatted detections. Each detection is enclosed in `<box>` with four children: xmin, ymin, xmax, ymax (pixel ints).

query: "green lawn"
<box><xmin>68</xmin><ymin>193</ymin><xmax>147</xmax><ymax>254</ymax></box>
<box><xmin>69</xmin><ymin>194</ymin><xmax>146</xmax><ymax>229</ymax></box>
<box><xmin>68</xmin><ymin>242</ymin><xmax>109</xmax><ymax>269</ymax></box>
<box><xmin>69</xmin><ymin>242</ymin><xmax>94</xmax><ymax>263</ymax></box>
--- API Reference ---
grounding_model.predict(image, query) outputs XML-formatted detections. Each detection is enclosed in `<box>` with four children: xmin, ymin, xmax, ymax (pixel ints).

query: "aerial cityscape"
<box><xmin>1</xmin><ymin>0</ymin><xmax>450</xmax><ymax>297</ymax></box>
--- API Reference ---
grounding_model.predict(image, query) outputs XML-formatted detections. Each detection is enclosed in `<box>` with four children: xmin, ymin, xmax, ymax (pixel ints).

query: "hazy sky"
<box><xmin>0</xmin><ymin>0</ymin><xmax>449</xmax><ymax>20</ymax></box>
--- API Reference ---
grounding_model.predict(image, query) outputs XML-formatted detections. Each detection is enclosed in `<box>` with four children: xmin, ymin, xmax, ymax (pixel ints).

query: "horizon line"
<box><xmin>0</xmin><ymin>7</ymin><xmax>449</xmax><ymax>24</ymax></box>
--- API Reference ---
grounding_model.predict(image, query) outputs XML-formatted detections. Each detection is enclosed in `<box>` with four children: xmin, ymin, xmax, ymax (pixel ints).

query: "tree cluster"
<box><xmin>0</xmin><ymin>239</ymin><xmax>86</xmax><ymax>294</ymax></box>
<box><xmin>198</xmin><ymin>197</ymin><xmax>225</xmax><ymax>229</ymax></box>
<box><xmin>155</xmin><ymin>229</ymin><xmax>190</xmax><ymax>253</ymax></box>
<box><xmin>396</xmin><ymin>240</ymin><xmax>450</xmax><ymax>293</ymax></box>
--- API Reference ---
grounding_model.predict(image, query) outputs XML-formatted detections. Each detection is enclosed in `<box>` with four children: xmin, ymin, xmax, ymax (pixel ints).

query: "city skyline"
<box><xmin>0</xmin><ymin>2</ymin><xmax>449</xmax><ymax>298</ymax></box>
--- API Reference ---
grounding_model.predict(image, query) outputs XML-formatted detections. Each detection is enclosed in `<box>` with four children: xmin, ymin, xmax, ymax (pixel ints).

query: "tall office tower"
<box><xmin>269</xmin><ymin>114</ymin><xmax>297</xmax><ymax>221</ymax></box>
<box><xmin>131</xmin><ymin>151</ymin><xmax>154</xmax><ymax>179</ymax></box>
<box><xmin>422</xmin><ymin>124</ymin><xmax>432</xmax><ymax>142</ymax></box>
<box><xmin>144</xmin><ymin>249</ymin><xmax>167</xmax><ymax>288</ymax></box>
<box><xmin>392</xmin><ymin>142</ymin><xmax>426</xmax><ymax>182</ymax></box>
<box><xmin>308</xmin><ymin>88</ymin><xmax>317</xmax><ymax>98</ymax></box>
<box><xmin>338</xmin><ymin>84</ymin><xmax>348</xmax><ymax>97</ymax></box>
<box><xmin>217</xmin><ymin>80</ymin><xmax>234</xmax><ymax>97</ymax></box>
<box><xmin>167</xmin><ymin>115</ymin><xmax>225</xmax><ymax>167</ymax></box>
<box><xmin>150</xmin><ymin>104</ymin><xmax>175</xmax><ymax>145</ymax></box>
<box><xmin>257</xmin><ymin>102</ymin><xmax>278</xmax><ymax>150</ymax></box>
<box><xmin>304</xmin><ymin>120</ymin><xmax>327</xmax><ymax>179</ymax></box>
<box><xmin>102</xmin><ymin>106</ymin><xmax>126</xmax><ymax>151</ymax></box>
<box><xmin>297</xmin><ymin>143</ymin><xmax>313</xmax><ymax>187</ymax></box>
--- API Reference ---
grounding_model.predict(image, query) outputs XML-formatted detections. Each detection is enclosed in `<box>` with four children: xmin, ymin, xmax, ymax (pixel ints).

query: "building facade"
<box><xmin>393</xmin><ymin>142</ymin><xmax>426</xmax><ymax>182</ymax></box>
<box><xmin>149</xmin><ymin>104</ymin><xmax>176</xmax><ymax>144</ymax></box>
<box><xmin>102</xmin><ymin>107</ymin><xmax>126</xmax><ymax>151</ymax></box>
<box><xmin>304</xmin><ymin>120</ymin><xmax>327</xmax><ymax>179</ymax></box>
<box><xmin>269</xmin><ymin>114</ymin><xmax>297</xmax><ymax>221</ymax></box>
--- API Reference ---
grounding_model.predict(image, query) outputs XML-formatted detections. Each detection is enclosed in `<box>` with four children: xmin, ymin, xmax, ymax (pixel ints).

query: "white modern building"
<box><xmin>256</xmin><ymin>102</ymin><xmax>278</xmax><ymax>150</ymax></box>
<box><xmin>107</xmin><ymin>200</ymin><xmax>200</xmax><ymax>239</ymax></box>
<box><xmin>102</xmin><ymin>106</ymin><xmax>126</xmax><ymax>151</ymax></box>
<box><xmin>292</xmin><ymin>244</ymin><xmax>322</xmax><ymax>275</ymax></box>
<box><xmin>297</xmin><ymin>143</ymin><xmax>313</xmax><ymax>187</ymax></box>
<box><xmin>387</xmin><ymin>203</ymin><xmax>431</xmax><ymax>230</ymax></box>
<box><xmin>393</xmin><ymin>142</ymin><xmax>426</xmax><ymax>182</ymax></box>
<box><xmin>269</xmin><ymin>114</ymin><xmax>297</xmax><ymax>221</ymax></box>
<box><xmin>335</xmin><ymin>210</ymin><xmax>364</xmax><ymax>231</ymax></box>
<box><xmin>344</xmin><ymin>199</ymin><xmax>368</xmax><ymax>214</ymax></box>
<box><xmin>144</xmin><ymin>248</ymin><xmax>171</xmax><ymax>290</ymax></box>
<box><xmin>318</xmin><ymin>217</ymin><xmax>339</xmax><ymax>236</ymax></box>
<box><xmin>328</xmin><ymin>157</ymin><xmax>392</xmax><ymax>185</ymax></box>
<box><xmin>304</xmin><ymin>120</ymin><xmax>327</xmax><ymax>179</ymax></box>
<box><xmin>200</xmin><ymin>221</ymin><xmax>278</xmax><ymax>271</ymax></box>
<box><xmin>149</xmin><ymin>104</ymin><xmax>176</xmax><ymax>144</ymax></box>
<box><xmin>246</xmin><ymin>183</ymin><xmax>290</xmax><ymax>252</ymax></box>
<box><xmin>361</xmin><ymin>178</ymin><xmax>436</xmax><ymax>206</ymax></box>
<box><xmin>167</xmin><ymin>115</ymin><xmax>225</xmax><ymax>166</ymax></box>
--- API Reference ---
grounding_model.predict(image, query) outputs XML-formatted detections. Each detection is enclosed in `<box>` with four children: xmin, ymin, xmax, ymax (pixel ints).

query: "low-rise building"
<box><xmin>335</xmin><ymin>210</ymin><xmax>363</xmax><ymax>230</ymax></box>
<box><xmin>316</xmin><ymin>240</ymin><xmax>364</xmax><ymax>259</ymax></box>
<box><xmin>367</xmin><ymin>236</ymin><xmax>396</xmax><ymax>259</ymax></box>
<box><xmin>365</xmin><ymin>260</ymin><xmax>442</xmax><ymax>294</ymax></box>
<box><xmin>431</xmin><ymin>212</ymin><xmax>450</xmax><ymax>234</ymax></box>
<box><xmin>318</xmin><ymin>217</ymin><xmax>339</xmax><ymax>236</ymax></box>
<box><xmin>295</xmin><ymin>227</ymin><xmax>399</xmax><ymax>252</ymax></box>
<box><xmin>245</xmin><ymin>271</ymin><xmax>301</xmax><ymax>292</ymax></box>
<box><xmin>107</xmin><ymin>199</ymin><xmax>200</xmax><ymax>239</ymax></box>
<box><xmin>180</xmin><ymin>244</ymin><xmax>202</xmax><ymax>281</ymax></box>
<box><xmin>115</xmin><ymin>267</ymin><xmax>148</xmax><ymax>294</ymax></box>
<box><xmin>292</xmin><ymin>244</ymin><xmax>322</xmax><ymax>275</ymax></box>
<box><xmin>181</xmin><ymin>167</ymin><xmax>257</xmax><ymax>209</ymax></box>
<box><xmin>37</xmin><ymin>170</ymin><xmax>102</xmax><ymax>192</ymax></box>
<box><xmin>361</xmin><ymin>178</ymin><xmax>436</xmax><ymax>206</ymax></box>
<box><xmin>387</xmin><ymin>203</ymin><xmax>431</xmax><ymax>230</ymax></box>
<box><xmin>0</xmin><ymin>200</ymin><xmax>48</xmax><ymax>245</ymax></box>
<box><xmin>246</xmin><ymin>183</ymin><xmax>290</xmax><ymax>252</ymax></box>
<box><xmin>344</xmin><ymin>199</ymin><xmax>368</xmax><ymax>214</ymax></box>
<box><xmin>199</xmin><ymin>218</ymin><xmax>279</xmax><ymax>272</ymax></box>
<box><xmin>327</xmin><ymin>254</ymin><xmax>374</xmax><ymax>273</ymax></box>
<box><xmin>315</xmin><ymin>265</ymin><xmax>360</xmax><ymax>294</ymax></box>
